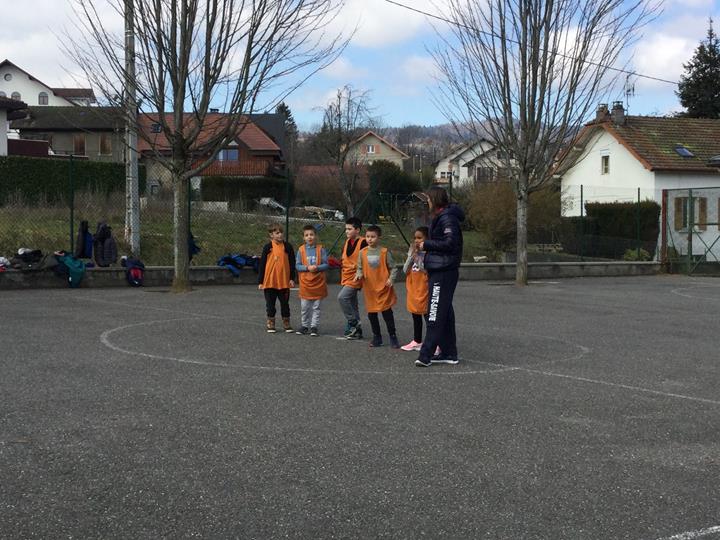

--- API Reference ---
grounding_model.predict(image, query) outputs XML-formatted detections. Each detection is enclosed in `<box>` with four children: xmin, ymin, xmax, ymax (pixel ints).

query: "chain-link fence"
<box><xmin>661</xmin><ymin>187</ymin><xmax>720</xmax><ymax>274</ymax></box>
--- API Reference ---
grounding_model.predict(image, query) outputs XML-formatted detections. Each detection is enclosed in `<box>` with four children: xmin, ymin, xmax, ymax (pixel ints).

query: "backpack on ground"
<box><xmin>74</xmin><ymin>220</ymin><xmax>93</xmax><ymax>259</ymax></box>
<box><xmin>121</xmin><ymin>256</ymin><xmax>145</xmax><ymax>287</ymax></box>
<box><xmin>93</xmin><ymin>222</ymin><xmax>118</xmax><ymax>267</ymax></box>
<box><xmin>54</xmin><ymin>254</ymin><xmax>86</xmax><ymax>288</ymax></box>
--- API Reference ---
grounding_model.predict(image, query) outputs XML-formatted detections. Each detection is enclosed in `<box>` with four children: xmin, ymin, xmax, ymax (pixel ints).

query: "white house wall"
<box><xmin>0</xmin><ymin>65</ymin><xmax>73</xmax><ymax>106</ymax></box>
<box><xmin>0</xmin><ymin>110</ymin><xmax>7</xmax><ymax>156</ymax></box>
<box><xmin>560</xmin><ymin>130</ymin><xmax>655</xmax><ymax>216</ymax></box>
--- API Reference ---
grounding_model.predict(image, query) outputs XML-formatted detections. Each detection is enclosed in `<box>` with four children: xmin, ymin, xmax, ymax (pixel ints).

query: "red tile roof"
<box><xmin>569</xmin><ymin>116</ymin><xmax>720</xmax><ymax>173</ymax></box>
<box><xmin>137</xmin><ymin>113</ymin><xmax>281</xmax><ymax>154</ymax></box>
<box><xmin>51</xmin><ymin>88</ymin><xmax>96</xmax><ymax>100</ymax></box>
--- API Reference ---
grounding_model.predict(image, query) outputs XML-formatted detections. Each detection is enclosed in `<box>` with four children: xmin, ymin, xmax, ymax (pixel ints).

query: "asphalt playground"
<box><xmin>1</xmin><ymin>275</ymin><xmax>720</xmax><ymax>539</ymax></box>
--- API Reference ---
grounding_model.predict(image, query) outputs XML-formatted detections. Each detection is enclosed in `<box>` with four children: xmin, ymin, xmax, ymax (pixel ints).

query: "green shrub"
<box><xmin>560</xmin><ymin>200</ymin><xmax>660</xmax><ymax>259</ymax></box>
<box><xmin>368</xmin><ymin>160</ymin><xmax>420</xmax><ymax>194</ymax></box>
<box><xmin>623</xmin><ymin>248</ymin><xmax>651</xmax><ymax>261</ymax></box>
<box><xmin>0</xmin><ymin>156</ymin><xmax>145</xmax><ymax>205</ymax></box>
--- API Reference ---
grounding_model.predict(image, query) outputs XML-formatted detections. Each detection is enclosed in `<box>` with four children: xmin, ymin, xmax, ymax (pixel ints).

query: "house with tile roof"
<box><xmin>346</xmin><ymin>130</ymin><xmax>409</xmax><ymax>169</ymax></box>
<box><xmin>12</xmin><ymin>107</ymin><xmax>286</xmax><ymax>196</ymax></box>
<box><xmin>13</xmin><ymin>106</ymin><xmax>125</xmax><ymax>161</ymax></box>
<box><xmin>556</xmin><ymin>102</ymin><xmax>720</xmax><ymax>217</ymax></box>
<box><xmin>556</xmin><ymin>102</ymin><xmax>720</xmax><ymax>261</ymax></box>
<box><xmin>433</xmin><ymin>139</ymin><xmax>503</xmax><ymax>187</ymax></box>
<box><xmin>0</xmin><ymin>60</ymin><xmax>96</xmax><ymax>107</ymax></box>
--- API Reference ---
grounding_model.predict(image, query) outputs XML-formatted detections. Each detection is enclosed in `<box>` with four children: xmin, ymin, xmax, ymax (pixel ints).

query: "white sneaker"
<box><xmin>401</xmin><ymin>340</ymin><xmax>422</xmax><ymax>351</ymax></box>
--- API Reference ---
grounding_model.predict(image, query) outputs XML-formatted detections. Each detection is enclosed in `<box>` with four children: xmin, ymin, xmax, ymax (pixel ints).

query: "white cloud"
<box><xmin>632</xmin><ymin>33</ymin><xmax>695</xmax><ymax>89</ymax></box>
<box><xmin>322</xmin><ymin>57</ymin><xmax>369</xmax><ymax>80</ymax></box>
<box><xmin>328</xmin><ymin>0</ymin><xmax>436</xmax><ymax>48</ymax></box>
<box><xmin>399</xmin><ymin>55</ymin><xmax>440</xmax><ymax>82</ymax></box>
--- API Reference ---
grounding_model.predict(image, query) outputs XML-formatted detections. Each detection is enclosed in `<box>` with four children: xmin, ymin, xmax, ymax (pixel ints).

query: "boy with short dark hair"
<box><xmin>338</xmin><ymin>217</ymin><xmax>367</xmax><ymax>339</ymax></box>
<box><xmin>258</xmin><ymin>224</ymin><xmax>296</xmax><ymax>333</ymax></box>
<box><xmin>295</xmin><ymin>224</ymin><xmax>328</xmax><ymax>336</ymax></box>
<box><xmin>354</xmin><ymin>225</ymin><xmax>400</xmax><ymax>348</ymax></box>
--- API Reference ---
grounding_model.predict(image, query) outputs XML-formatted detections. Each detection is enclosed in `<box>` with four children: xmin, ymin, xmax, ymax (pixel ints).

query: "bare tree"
<box><xmin>315</xmin><ymin>85</ymin><xmax>376</xmax><ymax>216</ymax></box>
<box><xmin>432</xmin><ymin>0</ymin><xmax>659</xmax><ymax>285</ymax></box>
<box><xmin>67</xmin><ymin>0</ymin><xmax>347</xmax><ymax>291</ymax></box>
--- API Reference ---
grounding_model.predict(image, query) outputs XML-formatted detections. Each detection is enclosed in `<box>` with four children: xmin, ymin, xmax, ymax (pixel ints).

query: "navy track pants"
<box><xmin>418</xmin><ymin>268</ymin><xmax>459</xmax><ymax>360</ymax></box>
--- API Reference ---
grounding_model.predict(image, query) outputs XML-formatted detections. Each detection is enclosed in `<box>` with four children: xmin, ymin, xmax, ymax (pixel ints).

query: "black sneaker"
<box><xmin>389</xmin><ymin>335</ymin><xmax>400</xmax><ymax>349</ymax></box>
<box><xmin>415</xmin><ymin>357</ymin><xmax>432</xmax><ymax>367</ymax></box>
<box><xmin>346</xmin><ymin>324</ymin><xmax>363</xmax><ymax>340</ymax></box>
<box><xmin>431</xmin><ymin>354</ymin><xmax>459</xmax><ymax>365</ymax></box>
<box><xmin>310</xmin><ymin>327</ymin><xmax>319</xmax><ymax>337</ymax></box>
<box><xmin>369</xmin><ymin>335</ymin><xmax>383</xmax><ymax>347</ymax></box>
<box><xmin>296</xmin><ymin>327</ymin><xmax>309</xmax><ymax>335</ymax></box>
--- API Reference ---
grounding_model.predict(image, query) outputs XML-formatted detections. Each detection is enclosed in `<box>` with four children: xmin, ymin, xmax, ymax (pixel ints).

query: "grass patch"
<box><xmin>0</xmin><ymin>194</ymin><xmax>492</xmax><ymax>265</ymax></box>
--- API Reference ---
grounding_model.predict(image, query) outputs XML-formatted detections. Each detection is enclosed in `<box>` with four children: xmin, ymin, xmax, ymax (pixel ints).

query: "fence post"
<box><xmin>69</xmin><ymin>155</ymin><xmax>75</xmax><ymax>254</ymax></box>
<box><xmin>636</xmin><ymin>187</ymin><xmax>641</xmax><ymax>259</ymax></box>
<box><xmin>687</xmin><ymin>189</ymin><xmax>694</xmax><ymax>274</ymax></box>
<box><xmin>285</xmin><ymin>171</ymin><xmax>291</xmax><ymax>243</ymax></box>
<box><xmin>187</xmin><ymin>176</ymin><xmax>192</xmax><ymax>240</ymax></box>
<box><xmin>579</xmin><ymin>184</ymin><xmax>584</xmax><ymax>261</ymax></box>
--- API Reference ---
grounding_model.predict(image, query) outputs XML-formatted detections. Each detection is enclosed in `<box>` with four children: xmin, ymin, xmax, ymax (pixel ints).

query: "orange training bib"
<box><xmin>361</xmin><ymin>247</ymin><xmax>397</xmax><ymax>313</ymax></box>
<box><xmin>263</xmin><ymin>241</ymin><xmax>290</xmax><ymax>289</ymax></box>
<box><xmin>299</xmin><ymin>244</ymin><xmax>328</xmax><ymax>300</ymax></box>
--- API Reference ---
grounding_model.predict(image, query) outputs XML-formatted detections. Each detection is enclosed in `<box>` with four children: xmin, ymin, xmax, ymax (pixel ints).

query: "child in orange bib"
<box><xmin>295</xmin><ymin>224</ymin><xmax>328</xmax><ymax>336</ymax></box>
<box><xmin>401</xmin><ymin>226</ymin><xmax>430</xmax><ymax>352</ymax></box>
<box><xmin>258</xmin><ymin>224</ymin><xmax>296</xmax><ymax>333</ymax></box>
<box><xmin>354</xmin><ymin>225</ymin><xmax>400</xmax><ymax>348</ymax></box>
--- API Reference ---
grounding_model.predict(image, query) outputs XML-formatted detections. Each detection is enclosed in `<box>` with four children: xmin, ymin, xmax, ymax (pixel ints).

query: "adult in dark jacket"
<box><xmin>416</xmin><ymin>186</ymin><xmax>464</xmax><ymax>367</ymax></box>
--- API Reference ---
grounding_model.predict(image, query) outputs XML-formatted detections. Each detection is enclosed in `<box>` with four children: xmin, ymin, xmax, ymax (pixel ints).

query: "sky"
<box><xmin>2</xmin><ymin>0</ymin><xmax>719</xmax><ymax>131</ymax></box>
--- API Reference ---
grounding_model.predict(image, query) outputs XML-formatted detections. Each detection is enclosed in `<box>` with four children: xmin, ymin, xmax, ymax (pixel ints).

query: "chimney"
<box><xmin>611</xmin><ymin>101</ymin><xmax>625</xmax><ymax>125</ymax></box>
<box><xmin>596</xmin><ymin>103</ymin><xmax>609</xmax><ymax>122</ymax></box>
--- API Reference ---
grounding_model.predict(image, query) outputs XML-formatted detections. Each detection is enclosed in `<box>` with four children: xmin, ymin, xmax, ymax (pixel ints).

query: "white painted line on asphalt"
<box><xmin>655</xmin><ymin>525</ymin><xmax>720</xmax><ymax>540</ymax></box>
<box><xmin>99</xmin><ymin>317</ymin><xmax>513</xmax><ymax>376</ymax></box>
<box><xmin>671</xmin><ymin>282</ymin><xmax>720</xmax><ymax>300</ymax></box>
<box><xmin>521</xmin><ymin>367</ymin><xmax>720</xmax><ymax>407</ymax></box>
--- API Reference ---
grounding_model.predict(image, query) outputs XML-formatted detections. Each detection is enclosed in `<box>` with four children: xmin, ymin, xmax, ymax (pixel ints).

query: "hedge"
<box><xmin>0</xmin><ymin>156</ymin><xmax>146</xmax><ymax>205</ymax></box>
<box><xmin>200</xmin><ymin>175</ymin><xmax>292</xmax><ymax>207</ymax></box>
<box><xmin>559</xmin><ymin>200</ymin><xmax>660</xmax><ymax>259</ymax></box>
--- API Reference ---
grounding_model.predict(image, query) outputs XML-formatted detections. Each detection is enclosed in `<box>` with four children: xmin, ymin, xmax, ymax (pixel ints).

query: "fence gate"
<box><xmin>662</xmin><ymin>187</ymin><xmax>720</xmax><ymax>274</ymax></box>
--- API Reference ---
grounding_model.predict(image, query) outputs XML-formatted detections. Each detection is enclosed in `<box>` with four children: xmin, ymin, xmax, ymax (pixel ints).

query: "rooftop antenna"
<box><xmin>624</xmin><ymin>74</ymin><xmax>636</xmax><ymax>112</ymax></box>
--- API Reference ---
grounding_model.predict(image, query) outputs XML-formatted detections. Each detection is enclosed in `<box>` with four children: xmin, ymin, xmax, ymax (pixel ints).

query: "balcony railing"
<box><xmin>197</xmin><ymin>160</ymin><xmax>273</xmax><ymax>177</ymax></box>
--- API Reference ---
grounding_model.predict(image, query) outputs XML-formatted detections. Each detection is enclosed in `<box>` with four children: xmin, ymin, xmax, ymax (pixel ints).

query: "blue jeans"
<box><xmin>337</xmin><ymin>285</ymin><xmax>361</xmax><ymax>324</ymax></box>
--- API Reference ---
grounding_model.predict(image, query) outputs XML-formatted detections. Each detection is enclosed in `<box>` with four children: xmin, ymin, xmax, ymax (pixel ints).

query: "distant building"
<box><xmin>0</xmin><ymin>59</ymin><xmax>96</xmax><ymax>107</ymax></box>
<box><xmin>12</xmin><ymin>106</ymin><xmax>124</xmax><ymax>162</ymax></box>
<box><xmin>0</xmin><ymin>96</ymin><xmax>28</xmax><ymax>156</ymax></box>
<box><xmin>346</xmin><ymin>130</ymin><xmax>410</xmax><ymax>169</ymax></box>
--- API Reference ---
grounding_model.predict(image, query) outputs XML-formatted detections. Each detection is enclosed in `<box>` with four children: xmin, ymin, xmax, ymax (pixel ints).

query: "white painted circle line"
<box><xmin>99</xmin><ymin>317</ymin><xmax>513</xmax><ymax>376</ymax></box>
<box><xmin>655</xmin><ymin>525</ymin><xmax>720</xmax><ymax>540</ymax></box>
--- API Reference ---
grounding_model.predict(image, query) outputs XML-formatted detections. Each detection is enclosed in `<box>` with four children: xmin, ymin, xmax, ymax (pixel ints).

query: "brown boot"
<box><xmin>266</xmin><ymin>318</ymin><xmax>276</xmax><ymax>333</ymax></box>
<box><xmin>282</xmin><ymin>318</ymin><xmax>293</xmax><ymax>333</ymax></box>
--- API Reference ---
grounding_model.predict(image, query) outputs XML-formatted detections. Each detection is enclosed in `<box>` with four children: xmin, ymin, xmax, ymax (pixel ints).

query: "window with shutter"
<box><xmin>674</xmin><ymin>197</ymin><xmax>686</xmax><ymax>231</ymax></box>
<box><xmin>73</xmin><ymin>134</ymin><xmax>86</xmax><ymax>156</ymax></box>
<box><xmin>698</xmin><ymin>198</ymin><xmax>707</xmax><ymax>231</ymax></box>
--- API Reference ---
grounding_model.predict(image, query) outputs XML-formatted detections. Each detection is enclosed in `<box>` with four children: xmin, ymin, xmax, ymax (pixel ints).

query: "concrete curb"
<box><xmin>0</xmin><ymin>262</ymin><xmax>661</xmax><ymax>290</ymax></box>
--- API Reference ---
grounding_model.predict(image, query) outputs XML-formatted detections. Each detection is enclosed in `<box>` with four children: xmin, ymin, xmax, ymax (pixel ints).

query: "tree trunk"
<box><xmin>515</xmin><ymin>190</ymin><xmax>529</xmax><ymax>286</ymax></box>
<box><xmin>339</xmin><ymin>171</ymin><xmax>354</xmax><ymax>217</ymax></box>
<box><xmin>172</xmin><ymin>173</ymin><xmax>191</xmax><ymax>292</ymax></box>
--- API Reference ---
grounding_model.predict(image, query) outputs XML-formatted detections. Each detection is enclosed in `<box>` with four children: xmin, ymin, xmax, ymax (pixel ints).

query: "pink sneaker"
<box><xmin>401</xmin><ymin>340</ymin><xmax>422</xmax><ymax>351</ymax></box>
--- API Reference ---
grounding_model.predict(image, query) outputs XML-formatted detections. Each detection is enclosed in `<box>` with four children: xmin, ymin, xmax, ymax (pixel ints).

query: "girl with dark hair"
<box><xmin>415</xmin><ymin>186</ymin><xmax>465</xmax><ymax>367</ymax></box>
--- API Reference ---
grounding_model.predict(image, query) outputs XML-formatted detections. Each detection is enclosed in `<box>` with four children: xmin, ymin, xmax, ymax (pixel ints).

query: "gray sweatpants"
<box><xmin>301</xmin><ymin>299</ymin><xmax>321</xmax><ymax>329</ymax></box>
<box><xmin>337</xmin><ymin>285</ymin><xmax>361</xmax><ymax>324</ymax></box>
